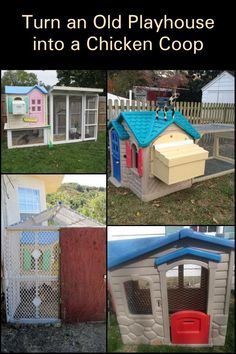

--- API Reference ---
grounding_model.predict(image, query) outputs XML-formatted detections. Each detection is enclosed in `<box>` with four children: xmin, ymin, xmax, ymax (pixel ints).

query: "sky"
<box><xmin>1</xmin><ymin>70</ymin><xmax>58</xmax><ymax>86</ymax></box>
<box><xmin>62</xmin><ymin>174</ymin><xmax>106</xmax><ymax>188</ymax></box>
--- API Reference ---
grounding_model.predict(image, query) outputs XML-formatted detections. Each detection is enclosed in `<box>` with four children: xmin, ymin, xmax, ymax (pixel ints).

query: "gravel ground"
<box><xmin>1</xmin><ymin>322</ymin><xmax>106</xmax><ymax>353</ymax></box>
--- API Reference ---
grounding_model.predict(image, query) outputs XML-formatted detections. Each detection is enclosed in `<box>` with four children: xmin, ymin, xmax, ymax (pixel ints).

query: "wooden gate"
<box><xmin>60</xmin><ymin>227</ymin><xmax>106</xmax><ymax>323</ymax></box>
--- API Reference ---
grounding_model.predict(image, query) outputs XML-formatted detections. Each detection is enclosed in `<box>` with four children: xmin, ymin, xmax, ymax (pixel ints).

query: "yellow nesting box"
<box><xmin>152</xmin><ymin>143</ymin><xmax>209</xmax><ymax>185</ymax></box>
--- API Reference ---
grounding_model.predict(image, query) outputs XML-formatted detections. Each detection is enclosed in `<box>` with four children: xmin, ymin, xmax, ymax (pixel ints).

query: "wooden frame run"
<box><xmin>193</xmin><ymin>124</ymin><xmax>234</xmax><ymax>182</ymax></box>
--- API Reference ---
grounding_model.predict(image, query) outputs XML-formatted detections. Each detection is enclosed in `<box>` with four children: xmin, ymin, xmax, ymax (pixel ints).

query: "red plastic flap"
<box><xmin>171</xmin><ymin>310</ymin><xmax>210</xmax><ymax>344</ymax></box>
<box><xmin>126</xmin><ymin>141</ymin><xmax>132</xmax><ymax>168</ymax></box>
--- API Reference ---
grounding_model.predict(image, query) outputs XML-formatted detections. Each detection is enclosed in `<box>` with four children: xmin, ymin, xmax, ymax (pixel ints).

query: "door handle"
<box><xmin>116</xmin><ymin>161</ymin><xmax>120</xmax><ymax>164</ymax></box>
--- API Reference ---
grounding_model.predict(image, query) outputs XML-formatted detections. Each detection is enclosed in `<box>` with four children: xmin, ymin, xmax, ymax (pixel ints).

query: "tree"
<box><xmin>153</xmin><ymin>70</ymin><xmax>188</xmax><ymax>93</ymax></box>
<box><xmin>108</xmin><ymin>70</ymin><xmax>154</xmax><ymax>96</ymax></box>
<box><xmin>1</xmin><ymin>70</ymin><xmax>39</xmax><ymax>91</ymax></box>
<box><xmin>46</xmin><ymin>183</ymin><xmax>106</xmax><ymax>224</ymax></box>
<box><xmin>56</xmin><ymin>70</ymin><xmax>106</xmax><ymax>92</ymax></box>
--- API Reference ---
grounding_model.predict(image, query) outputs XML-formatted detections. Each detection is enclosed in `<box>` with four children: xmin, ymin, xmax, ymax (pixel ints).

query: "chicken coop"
<box><xmin>108</xmin><ymin>110</ymin><xmax>234</xmax><ymax>201</ymax></box>
<box><xmin>108</xmin><ymin>229</ymin><xmax>234</xmax><ymax>346</ymax></box>
<box><xmin>4</xmin><ymin>204</ymin><xmax>106</xmax><ymax>324</ymax></box>
<box><xmin>4</xmin><ymin>85</ymin><xmax>103</xmax><ymax>148</ymax></box>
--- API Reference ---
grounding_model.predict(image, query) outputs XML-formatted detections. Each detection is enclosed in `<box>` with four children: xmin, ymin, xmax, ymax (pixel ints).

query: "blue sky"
<box><xmin>62</xmin><ymin>175</ymin><xmax>106</xmax><ymax>187</ymax></box>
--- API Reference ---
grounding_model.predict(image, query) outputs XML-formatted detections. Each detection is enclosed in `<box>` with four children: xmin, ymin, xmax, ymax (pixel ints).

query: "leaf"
<box><xmin>153</xmin><ymin>203</ymin><xmax>160</xmax><ymax>208</ymax></box>
<box><xmin>136</xmin><ymin>211</ymin><xmax>140</xmax><ymax>216</ymax></box>
<box><xmin>191</xmin><ymin>199</ymin><xmax>195</xmax><ymax>204</ymax></box>
<box><xmin>213</xmin><ymin>217</ymin><xmax>219</xmax><ymax>224</ymax></box>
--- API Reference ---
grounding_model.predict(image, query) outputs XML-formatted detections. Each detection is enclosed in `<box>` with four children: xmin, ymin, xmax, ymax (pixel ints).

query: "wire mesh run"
<box><xmin>124</xmin><ymin>279</ymin><xmax>152</xmax><ymax>315</ymax></box>
<box><xmin>167</xmin><ymin>264</ymin><xmax>209</xmax><ymax>314</ymax></box>
<box><xmin>5</xmin><ymin>230</ymin><xmax>60</xmax><ymax>323</ymax></box>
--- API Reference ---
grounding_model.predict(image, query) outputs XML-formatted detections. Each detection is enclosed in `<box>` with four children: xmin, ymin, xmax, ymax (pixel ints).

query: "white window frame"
<box><xmin>50</xmin><ymin>92</ymin><xmax>98</xmax><ymax>144</ymax></box>
<box><xmin>18</xmin><ymin>187</ymin><xmax>41</xmax><ymax>220</ymax></box>
<box><xmin>84</xmin><ymin>94</ymin><xmax>99</xmax><ymax>141</ymax></box>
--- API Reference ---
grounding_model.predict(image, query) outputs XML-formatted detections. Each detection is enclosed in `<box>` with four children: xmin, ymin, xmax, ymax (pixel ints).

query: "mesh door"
<box><xmin>5</xmin><ymin>230</ymin><xmax>60</xmax><ymax>323</ymax></box>
<box><xmin>167</xmin><ymin>264</ymin><xmax>209</xmax><ymax>314</ymax></box>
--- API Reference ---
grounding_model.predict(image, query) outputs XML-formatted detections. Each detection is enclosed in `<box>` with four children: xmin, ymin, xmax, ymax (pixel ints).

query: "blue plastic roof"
<box><xmin>21</xmin><ymin>231</ymin><xmax>59</xmax><ymax>245</ymax></box>
<box><xmin>5</xmin><ymin>85</ymin><xmax>48</xmax><ymax>94</ymax></box>
<box><xmin>155</xmin><ymin>247</ymin><xmax>221</xmax><ymax>266</ymax></box>
<box><xmin>108</xmin><ymin>229</ymin><xmax>234</xmax><ymax>270</ymax></box>
<box><xmin>109</xmin><ymin>120</ymin><xmax>129</xmax><ymax>140</ymax></box>
<box><xmin>108</xmin><ymin>110</ymin><xmax>201</xmax><ymax>147</ymax></box>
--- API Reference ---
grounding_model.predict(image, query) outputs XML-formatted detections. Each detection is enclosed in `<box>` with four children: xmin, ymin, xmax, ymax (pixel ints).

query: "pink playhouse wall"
<box><xmin>28</xmin><ymin>89</ymin><xmax>45</xmax><ymax>125</ymax></box>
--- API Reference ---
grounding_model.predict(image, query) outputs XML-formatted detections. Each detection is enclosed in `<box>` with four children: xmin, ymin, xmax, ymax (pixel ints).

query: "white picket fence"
<box><xmin>107</xmin><ymin>99</ymin><xmax>235</xmax><ymax>124</ymax></box>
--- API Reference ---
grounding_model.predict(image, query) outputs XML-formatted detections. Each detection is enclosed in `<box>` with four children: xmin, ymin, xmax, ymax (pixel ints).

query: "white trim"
<box><xmin>155</xmin><ymin>140</ymin><xmax>193</xmax><ymax>149</ymax></box>
<box><xmin>50</xmin><ymin>86</ymin><xmax>103</xmax><ymax>93</ymax></box>
<box><xmin>66</xmin><ymin>95</ymin><xmax>69</xmax><ymax>141</ymax></box>
<box><xmin>7</xmin><ymin>130</ymin><xmax>12</xmax><ymax>148</ymax></box>
<box><xmin>82</xmin><ymin>95</ymin><xmax>86</xmax><ymax>140</ymax></box>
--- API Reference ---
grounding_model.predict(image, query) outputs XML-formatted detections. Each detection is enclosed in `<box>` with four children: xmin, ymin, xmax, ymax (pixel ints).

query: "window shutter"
<box><xmin>138</xmin><ymin>148</ymin><xmax>143</xmax><ymax>176</ymax></box>
<box><xmin>24</xmin><ymin>96</ymin><xmax>29</xmax><ymax>113</ymax></box>
<box><xmin>42</xmin><ymin>249</ymin><xmax>51</xmax><ymax>271</ymax></box>
<box><xmin>23</xmin><ymin>249</ymin><xmax>32</xmax><ymax>271</ymax></box>
<box><xmin>126</xmin><ymin>141</ymin><xmax>132</xmax><ymax>168</ymax></box>
<box><xmin>8</xmin><ymin>96</ymin><xmax>13</xmax><ymax>114</ymax></box>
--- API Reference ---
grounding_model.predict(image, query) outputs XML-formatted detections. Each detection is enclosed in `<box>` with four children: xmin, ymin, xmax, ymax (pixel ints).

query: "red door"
<box><xmin>171</xmin><ymin>310</ymin><xmax>210</xmax><ymax>344</ymax></box>
<box><xmin>60</xmin><ymin>227</ymin><xmax>106</xmax><ymax>323</ymax></box>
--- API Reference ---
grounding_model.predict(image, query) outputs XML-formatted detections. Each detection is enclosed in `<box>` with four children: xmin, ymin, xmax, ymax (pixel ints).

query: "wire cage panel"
<box><xmin>5</xmin><ymin>230</ymin><xmax>60</xmax><ymax>323</ymax></box>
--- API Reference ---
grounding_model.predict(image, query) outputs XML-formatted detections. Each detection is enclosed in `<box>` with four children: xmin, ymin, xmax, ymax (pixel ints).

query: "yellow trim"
<box><xmin>23</xmin><ymin>117</ymin><xmax>38</xmax><ymax>123</ymax></box>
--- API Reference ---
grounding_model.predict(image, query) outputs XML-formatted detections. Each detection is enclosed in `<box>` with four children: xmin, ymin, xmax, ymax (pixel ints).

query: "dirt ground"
<box><xmin>1</xmin><ymin>322</ymin><xmax>106</xmax><ymax>353</ymax></box>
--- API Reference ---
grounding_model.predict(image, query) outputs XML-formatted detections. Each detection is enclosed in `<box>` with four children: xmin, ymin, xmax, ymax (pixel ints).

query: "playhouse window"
<box><xmin>131</xmin><ymin>144</ymin><xmax>138</xmax><ymax>169</ymax></box>
<box><xmin>166</xmin><ymin>264</ymin><xmax>208</xmax><ymax>314</ymax></box>
<box><xmin>183</xmin><ymin>264</ymin><xmax>201</xmax><ymax>288</ymax></box>
<box><xmin>166</xmin><ymin>265</ymin><xmax>202</xmax><ymax>289</ymax></box>
<box><xmin>18</xmin><ymin>188</ymin><xmax>40</xmax><ymax>221</ymax></box>
<box><xmin>124</xmin><ymin>279</ymin><xmax>152</xmax><ymax>315</ymax></box>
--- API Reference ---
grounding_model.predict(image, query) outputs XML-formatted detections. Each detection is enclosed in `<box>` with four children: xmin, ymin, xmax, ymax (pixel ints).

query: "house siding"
<box><xmin>202</xmin><ymin>72</ymin><xmax>235</xmax><ymax>104</ymax></box>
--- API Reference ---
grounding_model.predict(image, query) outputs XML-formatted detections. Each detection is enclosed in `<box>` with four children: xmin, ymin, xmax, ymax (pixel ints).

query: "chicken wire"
<box><xmin>4</xmin><ymin>229</ymin><xmax>60</xmax><ymax>323</ymax></box>
<box><xmin>167</xmin><ymin>265</ymin><xmax>209</xmax><ymax>314</ymax></box>
<box><xmin>124</xmin><ymin>280</ymin><xmax>152</xmax><ymax>315</ymax></box>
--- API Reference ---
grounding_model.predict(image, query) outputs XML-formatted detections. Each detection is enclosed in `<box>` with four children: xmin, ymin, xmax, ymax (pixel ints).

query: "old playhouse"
<box><xmin>5</xmin><ymin>85</ymin><xmax>103</xmax><ymax>148</ymax></box>
<box><xmin>108</xmin><ymin>229</ymin><xmax>234</xmax><ymax>346</ymax></box>
<box><xmin>4</xmin><ymin>204</ymin><xmax>106</xmax><ymax>324</ymax></box>
<box><xmin>108</xmin><ymin>110</ymin><xmax>209</xmax><ymax>201</ymax></box>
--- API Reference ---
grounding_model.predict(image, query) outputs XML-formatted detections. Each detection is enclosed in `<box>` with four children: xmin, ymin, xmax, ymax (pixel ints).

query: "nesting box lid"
<box><xmin>155</xmin><ymin>144</ymin><xmax>209</xmax><ymax>167</ymax></box>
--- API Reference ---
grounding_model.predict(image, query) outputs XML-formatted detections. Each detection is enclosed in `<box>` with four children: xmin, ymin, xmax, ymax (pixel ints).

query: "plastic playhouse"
<box><xmin>4</xmin><ymin>85</ymin><xmax>103</xmax><ymax>148</ymax></box>
<box><xmin>108</xmin><ymin>110</ymin><xmax>209</xmax><ymax>201</ymax></box>
<box><xmin>108</xmin><ymin>229</ymin><xmax>234</xmax><ymax>346</ymax></box>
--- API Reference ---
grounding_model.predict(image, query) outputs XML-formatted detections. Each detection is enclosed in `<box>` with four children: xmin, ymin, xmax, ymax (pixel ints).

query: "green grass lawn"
<box><xmin>108</xmin><ymin>174</ymin><xmax>235</xmax><ymax>225</ymax></box>
<box><xmin>108</xmin><ymin>293</ymin><xmax>235</xmax><ymax>353</ymax></box>
<box><xmin>1</xmin><ymin>131</ymin><xmax>106</xmax><ymax>173</ymax></box>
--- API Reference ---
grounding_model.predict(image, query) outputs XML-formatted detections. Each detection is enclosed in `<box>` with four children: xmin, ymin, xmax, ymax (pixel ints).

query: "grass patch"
<box><xmin>1</xmin><ymin>131</ymin><xmax>106</xmax><ymax>173</ymax></box>
<box><xmin>108</xmin><ymin>293</ymin><xmax>235</xmax><ymax>353</ymax></box>
<box><xmin>108</xmin><ymin>174</ymin><xmax>234</xmax><ymax>225</ymax></box>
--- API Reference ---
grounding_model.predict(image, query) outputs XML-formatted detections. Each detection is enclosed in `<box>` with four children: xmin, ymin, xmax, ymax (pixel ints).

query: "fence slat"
<box><xmin>107</xmin><ymin>99</ymin><xmax>235</xmax><ymax>124</ymax></box>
